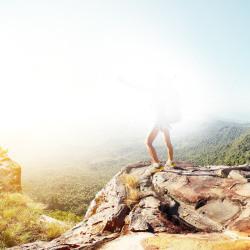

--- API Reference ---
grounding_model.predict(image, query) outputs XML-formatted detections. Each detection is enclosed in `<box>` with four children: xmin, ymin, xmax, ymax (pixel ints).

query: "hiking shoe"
<box><xmin>165</xmin><ymin>160</ymin><xmax>176</xmax><ymax>169</ymax></box>
<box><xmin>147</xmin><ymin>163</ymin><xmax>164</xmax><ymax>174</ymax></box>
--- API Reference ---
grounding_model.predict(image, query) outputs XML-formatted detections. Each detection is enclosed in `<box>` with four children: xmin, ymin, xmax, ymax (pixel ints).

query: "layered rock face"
<box><xmin>0</xmin><ymin>157</ymin><xmax>22</xmax><ymax>192</ymax></box>
<box><xmin>13</xmin><ymin>161</ymin><xmax>250</xmax><ymax>249</ymax></box>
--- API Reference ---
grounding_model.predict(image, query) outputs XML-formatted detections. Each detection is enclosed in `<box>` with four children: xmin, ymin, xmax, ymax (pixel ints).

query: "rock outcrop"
<box><xmin>11</xmin><ymin>161</ymin><xmax>250</xmax><ymax>249</ymax></box>
<box><xmin>0</xmin><ymin>157</ymin><xmax>22</xmax><ymax>192</ymax></box>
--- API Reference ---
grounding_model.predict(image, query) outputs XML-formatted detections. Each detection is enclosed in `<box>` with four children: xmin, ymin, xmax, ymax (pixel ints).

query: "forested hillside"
<box><xmin>23</xmin><ymin>120</ymin><xmax>250</xmax><ymax>218</ymax></box>
<box><xmin>173</xmin><ymin>120</ymin><xmax>250</xmax><ymax>166</ymax></box>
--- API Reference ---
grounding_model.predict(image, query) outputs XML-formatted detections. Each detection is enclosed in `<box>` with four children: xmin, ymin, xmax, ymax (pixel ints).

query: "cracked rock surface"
<box><xmin>11</xmin><ymin>161</ymin><xmax>250</xmax><ymax>249</ymax></box>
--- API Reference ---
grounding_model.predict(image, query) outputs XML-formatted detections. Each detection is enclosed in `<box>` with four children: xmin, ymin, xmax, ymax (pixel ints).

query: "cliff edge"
<box><xmin>12</xmin><ymin>161</ymin><xmax>250</xmax><ymax>250</ymax></box>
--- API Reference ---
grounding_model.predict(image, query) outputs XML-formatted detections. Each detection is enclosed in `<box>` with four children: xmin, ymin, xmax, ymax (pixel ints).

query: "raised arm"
<box><xmin>117</xmin><ymin>76</ymin><xmax>151</xmax><ymax>93</ymax></box>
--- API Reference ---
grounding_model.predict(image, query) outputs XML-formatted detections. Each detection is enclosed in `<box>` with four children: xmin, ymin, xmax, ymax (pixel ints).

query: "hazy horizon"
<box><xmin>1</xmin><ymin>114</ymin><xmax>249</xmax><ymax>170</ymax></box>
<box><xmin>1</xmin><ymin>1</ymin><xmax>250</xmax><ymax>167</ymax></box>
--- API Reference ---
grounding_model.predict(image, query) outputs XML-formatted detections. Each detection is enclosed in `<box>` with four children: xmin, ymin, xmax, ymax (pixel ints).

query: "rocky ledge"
<box><xmin>12</xmin><ymin>161</ymin><xmax>250</xmax><ymax>249</ymax></box>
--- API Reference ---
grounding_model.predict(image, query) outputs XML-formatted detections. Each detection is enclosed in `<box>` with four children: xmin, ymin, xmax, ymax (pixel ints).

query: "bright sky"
<box><xmin>0</xmin><ymin>0</ymin><xmax>250</xmax><ymax>131</ymax></box>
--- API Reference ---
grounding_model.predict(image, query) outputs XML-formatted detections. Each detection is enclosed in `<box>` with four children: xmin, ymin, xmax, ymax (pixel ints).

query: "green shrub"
<box><xmin>0</xmin><ymin>147</ymin><xmax>8</xmax><ymax>157</ymax></box>
<box><xmin>43</xmin><ymin>210</ymin><xmax>84</xmax><ymax>224</ymax></box>
<box><xmin>0</xmin><ymin>192</ymin><xmax>72</xmax><ymax>248</ymax></box>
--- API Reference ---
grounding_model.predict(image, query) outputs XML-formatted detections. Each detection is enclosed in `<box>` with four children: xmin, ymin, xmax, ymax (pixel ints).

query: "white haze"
<box><xmin>1</xmin><ymin>0</ymin><xmax>250</xmax><ymax>171</ymax></box>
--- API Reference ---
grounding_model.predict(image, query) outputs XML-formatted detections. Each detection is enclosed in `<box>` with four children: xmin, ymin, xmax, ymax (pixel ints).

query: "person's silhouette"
<box><xmin>118</xmin><ymin>74</ymin><xmax>178</xmax><ymax>173</ymax></box>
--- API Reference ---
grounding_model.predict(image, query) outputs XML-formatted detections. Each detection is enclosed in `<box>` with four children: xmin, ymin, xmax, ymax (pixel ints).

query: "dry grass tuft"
<box><xmin>121</xmin><ymin>173</ymin><xmax>141</xmax><ymax>207</ymax></box>
<box><xmin>89</xmin><ymin>194</ymin><xmax>104</xmax><ymax>216</ymax></box>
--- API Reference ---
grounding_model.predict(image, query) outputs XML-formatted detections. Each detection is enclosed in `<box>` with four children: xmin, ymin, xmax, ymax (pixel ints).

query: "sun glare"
<box><xmin>0</xmin><ymin>27</ymin><xmax>209</xmax><ymax>131</ymax></box>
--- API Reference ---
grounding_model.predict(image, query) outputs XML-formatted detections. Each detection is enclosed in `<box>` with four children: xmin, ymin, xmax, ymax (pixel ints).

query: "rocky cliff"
<box><xmin>0</xmin><ymin>157</ymin><xmax>22</xmax><ymax>192</ymax></box>
<box><xmin>12</xmin><ymin>161</ymin><xmax>250</xmax><ymax>250</ymax></box>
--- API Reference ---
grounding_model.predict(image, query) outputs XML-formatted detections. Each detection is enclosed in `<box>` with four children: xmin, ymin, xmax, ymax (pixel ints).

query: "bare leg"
<box><xmin>162</xmin><ymin>129</ymin><xmax>173</xmax><ymax>161</ymax></box>
<box><xmin>145</xmin><ymin>127</ymin><xmax>160</xmax><ymax>163</ymax></box>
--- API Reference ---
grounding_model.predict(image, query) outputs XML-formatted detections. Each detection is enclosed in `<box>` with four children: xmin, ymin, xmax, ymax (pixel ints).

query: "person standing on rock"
<box><xmin>118</xmin><ymin>75</ymin><xmax>181</xmax><ymax>173</ymax></box>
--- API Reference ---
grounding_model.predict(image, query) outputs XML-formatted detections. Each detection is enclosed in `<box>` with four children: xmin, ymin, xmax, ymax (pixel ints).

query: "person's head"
<box><xmin>156</xmin><ymin>73</ymin><xmax>177</xmax><ymax>88</ymax></box>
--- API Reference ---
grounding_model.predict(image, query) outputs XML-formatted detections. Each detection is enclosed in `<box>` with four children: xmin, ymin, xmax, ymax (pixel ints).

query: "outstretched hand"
<box><xmin>117</xmin><ymin>76</ymin><xmax>125</xmax><ymax>83</ymax></box>
<box><xmin>116</xmin><ymin>76</ymin><xmax>151</xmax><ymax>93</ymax></box>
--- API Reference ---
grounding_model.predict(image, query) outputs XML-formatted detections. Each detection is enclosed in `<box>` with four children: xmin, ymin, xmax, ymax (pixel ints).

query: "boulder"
<box><xmin>11</xmin><ymin>161</ymin><xmax>250</xmax><ymax>249</ymax></box>
<box><xmin>0</xmin><ymin>157</ymin><xmax>22</xmax><ymax>192</ymax></box>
